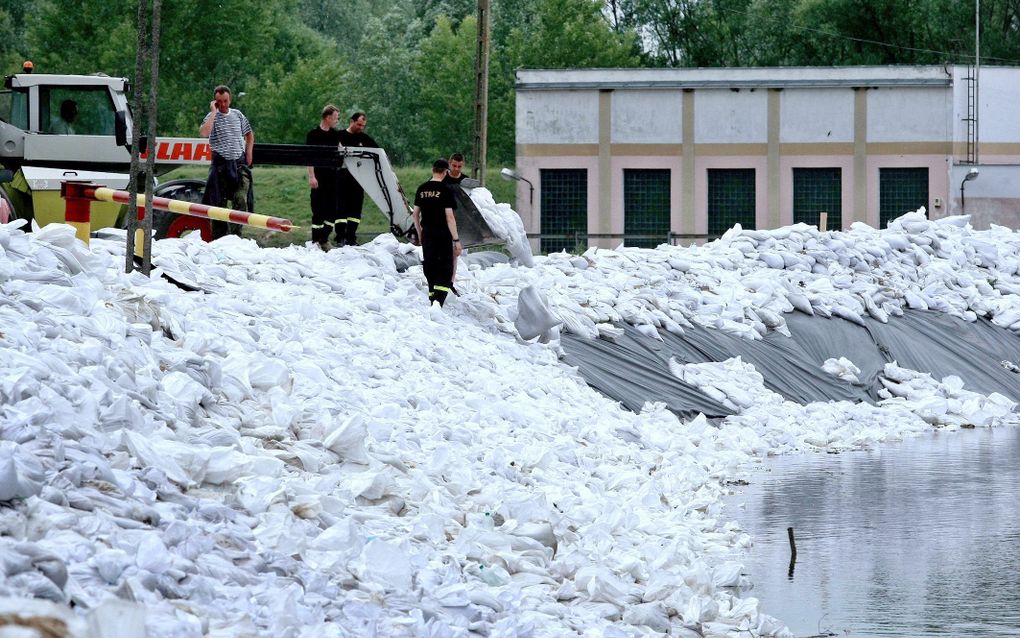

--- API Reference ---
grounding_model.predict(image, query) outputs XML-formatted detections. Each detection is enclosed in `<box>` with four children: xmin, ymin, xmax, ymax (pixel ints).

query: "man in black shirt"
<box><xmin>306</xmin><ymin>105</ymin><xmax>342</xmax><ymax>250</ymax></box>
<box><xmin>413</xmin><ymin>159</ymin><xmax>462</xmax><ymax>307</ymax></box>
<box><xmin>337</xmin><ymin>111</ymin><xmax>379</xmax><ymax>246</ymax></box>
<box><xmin>442</xmin><ymin>152</ymin><xmax>466</xmax><ymax>185</ymax></box>
<box><xmin>441</xmin><ymin>153</ymin><xmax>468</xmax><ymax>292</ymax></box>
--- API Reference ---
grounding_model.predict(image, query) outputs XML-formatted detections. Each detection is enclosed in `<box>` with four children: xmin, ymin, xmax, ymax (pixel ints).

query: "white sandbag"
<box><xmin>353</xmin><ymin>540</ymin><xmax>412</xmax><ymax>591</ymax></box>
<box><xmin>514</xmin><ymin>286</ymin><xmax>562</xmax><ymax>341</ymax></box>
<box><xmin>0</xmin><ymin>441</ymin><xmax>43</xmax><ymax>502</ymax></box>
<box><xmin>323</xmin><ymin>414</ymin><xmax>370</xmax><ymax>464</ymax></box>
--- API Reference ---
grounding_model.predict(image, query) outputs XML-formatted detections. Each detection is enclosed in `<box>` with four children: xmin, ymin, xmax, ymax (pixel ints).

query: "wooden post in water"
<box><xmin>787</xmin><ymin>526</ymin><xmax>797</xmax><ymax>578</ymax></box>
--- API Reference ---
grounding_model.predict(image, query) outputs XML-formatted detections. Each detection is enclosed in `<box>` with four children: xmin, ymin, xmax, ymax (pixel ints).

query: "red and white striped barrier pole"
<box><xmin>61</xmin><ymin>182</ymin><xmax>296</xmax><ymax>253</ymax></box>
<box><xmin>89</xmin><ymin>186</ymin><xmax>296</xmax><ymax>232</ymax></box>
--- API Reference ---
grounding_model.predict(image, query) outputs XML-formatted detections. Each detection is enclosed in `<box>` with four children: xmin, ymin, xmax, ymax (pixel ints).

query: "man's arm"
<box><xmin>199</xmin><ymin>102</ymin><xmax>216</xmax><ymax>137</ymax></box>
<box><xmin>244</xmin><ymin>130</ymin><xmax>254</xmax><ymax>167</ymax></box>
<box><xmin>445</xmin><ymin>208</ymin><xmax>461</xmax><ymax>257</ymax></box>
<box><xmin>307</xmin><ymin>166</ymin><xmax>318</xmax><ymax>188</ymax></box>
<box><xmin>413</xmin><ymin>206</ymin><xmax>422</xmax><ymax>245</ymax></box>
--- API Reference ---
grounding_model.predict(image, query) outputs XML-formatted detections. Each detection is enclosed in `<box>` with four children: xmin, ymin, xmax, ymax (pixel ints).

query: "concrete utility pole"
<box><xmin>125</xmin><ymin>0</ymin><xmax>162</xmax><ymax>275</ymax></box>
<box><xmin>975</xmin><ymin>0</ymin><xmax>980</xmax><ymax>164</ymax></box>
<box><xmin>472</xmin><ymin>0</ymin><xmax>491</xmax><ymax>185</ymax></box>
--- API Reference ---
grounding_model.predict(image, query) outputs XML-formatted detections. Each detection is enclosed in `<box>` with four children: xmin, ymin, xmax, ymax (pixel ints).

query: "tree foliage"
<box><xmin>621</xmin><ymin>0</ymin><xmax>1020</xmax><ymax>67</ymax></box>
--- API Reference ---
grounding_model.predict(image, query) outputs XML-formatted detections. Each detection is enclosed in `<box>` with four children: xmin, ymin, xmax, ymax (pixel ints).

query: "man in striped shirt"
<box><xmin>199</xmin><ymin>85</ymin><xmax>254</xmax><ymax>238</ymax></box>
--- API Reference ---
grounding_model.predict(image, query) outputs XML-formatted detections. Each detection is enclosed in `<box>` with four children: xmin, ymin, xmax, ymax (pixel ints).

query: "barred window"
<box><xmin>540</xmin><ymin>169</ymin><xmax>588</xmax><ymax>254</ymax></box>
<box><xmin>707</xmin><ymin>169</ymin><xmax>755</xmax><ymax>237</ymax></box>
<box><xmin>624</xmin><ymin>169</ymin><xmax>671</xmax><ymax>248</ymax></box>
<box><xmin>793</xmin><ymin>167</ymin><xmax>842</xmax><ymax>230</ymax></box>
<box><xmin>880</xmin><ymin>167</ymin><xmax>928</xmax><ymax>228</ymax></box>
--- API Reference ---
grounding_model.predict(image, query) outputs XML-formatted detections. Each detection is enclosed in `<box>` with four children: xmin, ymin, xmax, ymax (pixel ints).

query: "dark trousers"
<box><xmin>422</xmin><ymin>231</ymin><xmax>454</xmax><ymax>306</ymax></box>
<box><xmin>338</xmin><ymin>188</ymin><xmax>365</xmax><ymax>245</ymax></box>
<box><xmin>310</xmin><ymin>180</ymin><xmax>339</xmax><ymax>244</ymax></box>
<box><xmin>205</xmin><ymin>156</ymin><xmax>251</xmax><ymax>239</ymax></box>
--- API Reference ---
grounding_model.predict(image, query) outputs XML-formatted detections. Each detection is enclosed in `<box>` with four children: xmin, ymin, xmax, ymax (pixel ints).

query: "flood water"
<box><xmin>725</xmin><ymin>425</ymin><xmax>1020</xmax><ymax>637</ymax></box>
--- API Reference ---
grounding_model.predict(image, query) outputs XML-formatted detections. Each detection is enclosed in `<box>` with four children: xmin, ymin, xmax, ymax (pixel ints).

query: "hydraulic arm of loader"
<box><xmin>252</xmin><ymin>143</ymin><xmax>499</xmax><ymax>249</ymax></box>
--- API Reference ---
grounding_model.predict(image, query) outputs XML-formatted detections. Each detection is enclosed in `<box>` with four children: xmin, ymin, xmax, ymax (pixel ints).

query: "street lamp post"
<box><xmin>500</xmin><ymin>167</ymin><xmax>534</xmax><ymax>208</ymax></box>
<box><xmin>960</xmin><ymin>167</ymin><xmax>979</xmax><ymax>212</ymax></box>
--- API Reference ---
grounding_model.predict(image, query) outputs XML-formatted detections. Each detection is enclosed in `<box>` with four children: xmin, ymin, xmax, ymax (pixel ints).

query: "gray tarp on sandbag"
<box><xmin>661</xmin><ymin>323</ymin><xmax>874</xmax><ymax>404</ymax></box>
<box><xmin>560</xmin><ymin>325</ymin><xmax>734</xmax><ymax>419</ymax></box>
<box><xmin>784</xmin><ymin>312</ymin><xmax>888</xmax><ymax>398</ymax></box>
<box><xmin>560</xmin><ymin>309</ymin><xmax>1020</xmax><ymax>419</ymax></box>
<box><xmin>863</xmin><ymin>310</ymin><xmax>1020</xmax><ymax>401</ymax></box>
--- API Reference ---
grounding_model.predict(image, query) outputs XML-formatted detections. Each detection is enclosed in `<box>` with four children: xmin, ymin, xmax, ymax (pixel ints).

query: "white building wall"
<box><xmin>514</xmin><ymin>66</ymin><xmax>1020</xmax><ymax>244</ymax></box>
<box><xmin>976</xmin><ymin>66</ymin><xmax>1020</xmax><ymax>144</ymax></box>
<box><xmin>780</xmin><ymin>88</ymin><xmax>854</xmax><ymax>143</ymax></box>
<box><xmin>694</xmin><ymin>90</ymin><xmax>767</xmax><ymax>144</ymax></box>
<box><xmin>516</xmin><ymin>90</ymin><xmax>599</xmax><ymax>145</ymax></box>
<box><xmin>867</xmin><ymin>87</ymin><xmax>949</xmax><ymax>142</ymax></box>
<box><xmin>611</xmin><ymin>90</ymin><xmax>682</xmax><ymax>144</ymax></box>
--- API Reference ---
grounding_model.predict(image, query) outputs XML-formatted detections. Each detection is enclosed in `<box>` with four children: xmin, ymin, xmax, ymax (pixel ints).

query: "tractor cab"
<box><xmin>1</xmin><ymin>71</ymin><xmax>133</xmax><ymax>170</ymax></box>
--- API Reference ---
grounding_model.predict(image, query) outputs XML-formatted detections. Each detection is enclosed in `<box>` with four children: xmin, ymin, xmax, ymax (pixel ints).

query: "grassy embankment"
<box><xmin>164</xmin><ymin>166</ymin><xmax>517</xmax><ymax>248</ymax></box>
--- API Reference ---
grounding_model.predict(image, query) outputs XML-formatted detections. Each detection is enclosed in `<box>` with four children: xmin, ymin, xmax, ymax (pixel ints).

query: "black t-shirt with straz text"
<box><xmin>305</xmin><ymin>126</ymin><xmax>341</xmax><ymax>183</ymax></box>
<box><xmin>442</xmin><ymin>173</ymin><xmax>465</xmax><ymax>185</ymax></box>
<box><xmin>415</xmin><ymin>179</ymin><xmax>457</xmax><ymax>235</ymax></box>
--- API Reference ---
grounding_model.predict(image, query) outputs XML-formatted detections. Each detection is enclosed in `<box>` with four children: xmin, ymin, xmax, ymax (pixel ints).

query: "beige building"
<box><xmin>511</xmin><ymin>66</ymin><xmax>1020</xmax><ymax>252</ymax></box>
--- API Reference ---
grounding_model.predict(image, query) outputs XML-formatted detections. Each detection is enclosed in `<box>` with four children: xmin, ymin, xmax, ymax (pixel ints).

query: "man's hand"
<box><xmin>309</xmin><ymin>176</ymin><xmax>319</xmax><ymax>189</ymax></box>
<box><xmin>453</xmin><ymin>241</ymin><xmax>462</xmax><ymax>258</ymax></box>
<box><xmin>210</xmin><ymin>100</ymin><xmax>217</xmax><ymax>112</ymax></box>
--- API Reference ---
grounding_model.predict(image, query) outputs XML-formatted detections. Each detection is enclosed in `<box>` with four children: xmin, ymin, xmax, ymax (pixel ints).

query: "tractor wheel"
<box><xmin>152</xmin><ymin>179</ymin><xmax>212</xmax><ymax>241</ymax></box>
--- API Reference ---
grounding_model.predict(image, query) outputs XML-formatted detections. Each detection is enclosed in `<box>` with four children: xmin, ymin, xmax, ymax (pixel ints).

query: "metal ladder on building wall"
<box><xmin>963</xmin><ymin>66</ymin><xmax>978</xmax><ymax>165</ymax></box>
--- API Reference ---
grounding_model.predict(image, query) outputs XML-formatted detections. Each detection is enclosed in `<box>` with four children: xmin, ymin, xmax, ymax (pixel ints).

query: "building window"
<box><xmin>880</xmin><ymin>167</ymin><xmax>928</xmax><ymax>228</ymax></box>
<box><xmin>793</xmin><ymin>167</ymin><xmax>842</xmax><ymax>230</ymax></box>
<box><xmin>708</xmin><ymin>168</ymin><xmax>755</xmax><ymax>237</ymax></box>
<box><xmin>624</xmin><ymin>169</ymin><xmax>671</xmax><ymax>248</ymax></box>
<box><xmin>540</xmin><ymin>168</ymin><xmax>587</xmax><ymax>254</ymax></box>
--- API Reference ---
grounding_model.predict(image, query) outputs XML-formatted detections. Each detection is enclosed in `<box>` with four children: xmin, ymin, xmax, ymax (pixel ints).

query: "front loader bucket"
<box><xmin>448</xmin><ymin>179</ymin><xmax>500</xmax><ymax>249</ymax></box>
<box><xmin>341</xmin><ymin>149</ymin><xmax>501</xmax><ymax>250</ymax></box>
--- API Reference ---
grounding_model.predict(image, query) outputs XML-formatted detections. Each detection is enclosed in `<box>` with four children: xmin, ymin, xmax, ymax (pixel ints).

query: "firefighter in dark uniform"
<box><xmin>413</xmin><ymin>159</ymin><xmax>462</xmax><ymax>306</ymax></box>
<box><xmin>306</xmin><ymin>104</ymin><xmax>342</xmax><ymax>250</ymax></box>
<box><xmin>337</xmin><ymin>111</ymin><xmax>378</xmax><ymax>246</ymax></box>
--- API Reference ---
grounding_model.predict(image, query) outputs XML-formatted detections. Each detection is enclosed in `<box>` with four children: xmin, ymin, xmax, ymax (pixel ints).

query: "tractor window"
<box><xmin>40</xmin><ymin>86</ymin><xmax>116</xmax><ymax>136</ymax></box>
<box><xmin>0</xmin><ymin>90</ymin><xmax>29</xmax><ymax>129</ymax></box>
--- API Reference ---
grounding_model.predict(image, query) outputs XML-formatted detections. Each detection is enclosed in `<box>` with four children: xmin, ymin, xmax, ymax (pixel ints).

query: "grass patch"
<box><xmin>164</xmin><ymin>165</ymin><xmax>518</xmax><ymax>248</ymax></box>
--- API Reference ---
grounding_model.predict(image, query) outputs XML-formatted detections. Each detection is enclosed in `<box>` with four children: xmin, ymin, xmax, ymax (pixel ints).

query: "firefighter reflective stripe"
<box><xmin>347</xmin><ymin>217</ymin><xmax>361</xmax><ymax>224</ymax></box>
<box><xmin>434</xmin><ymin>285</ymin><xmax>452</xmax><ymax>293</ymax></box>
<box><xmin>324</xmin><ymin>220</ymin><xmax>334</xmax><ymax>227</ymax></box>
<box><xmin>311</xmin><ymin>223</ymin><xmax>325</xmax><ymax>229</ymax></box>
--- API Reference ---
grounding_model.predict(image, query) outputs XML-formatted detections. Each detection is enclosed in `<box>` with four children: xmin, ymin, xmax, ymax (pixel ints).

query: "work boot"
<box><xmin>333</xmin><ymin>237</ymin><xmax>346</xmax><ymax>249</ymax></box>
<box><xmin>316</xmin><ymin>241</ymin><xmax>330</xmax><ymax>252</ymax></box>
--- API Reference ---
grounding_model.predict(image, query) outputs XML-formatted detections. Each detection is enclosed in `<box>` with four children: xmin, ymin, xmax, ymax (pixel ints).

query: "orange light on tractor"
<box><xmin>22</xmin><ymin>61</ymin><xmax>33</xmax><ymax>74</ymax></box>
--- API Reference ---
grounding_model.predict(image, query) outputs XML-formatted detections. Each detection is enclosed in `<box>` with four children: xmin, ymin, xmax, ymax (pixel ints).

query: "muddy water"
<box><xmin>726</xmin><ymin>425</ymin><xmax>1020</xmax><ymax>637</ymax></box>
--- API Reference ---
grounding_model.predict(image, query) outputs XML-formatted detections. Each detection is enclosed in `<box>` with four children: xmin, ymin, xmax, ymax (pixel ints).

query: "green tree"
<box><xmin>416</xmin><ymin>15</ymin><xmax>476</xmax><ymax>162</ymax></box>
<box><xmin>245</xmin><ymin>52</ymin><xmax>351</xmax><ymax>145</ymax></box>
<box><xmin>620</xmin><ymin>0</ymin><xmax>1017</xmax><ymax>68</ymax></box>
<box><xmin>348</xmin><ymin>10</ymin><xmax>423</xmax><ymax>164</ymax></box>
<box><xmin>486</xmin><ymin>0</ymin><xmax>641</xmax><ymax>162</ymax></box>
<box><xmin>298</xmin><ymin>0</ymin><xmax>372</xmax><ymax>58</ymax></box>
<box><xmin>0</xmin><ymin>2</ymin><xmax>30</xmax><ymax>72</ymax></box>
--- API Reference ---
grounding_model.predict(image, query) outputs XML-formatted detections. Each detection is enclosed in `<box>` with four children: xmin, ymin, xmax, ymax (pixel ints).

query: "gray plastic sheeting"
<box><xmin>560</xmin><ymin>324</ymin><xmax>735</xmax><ymax>419</ymax></box>
<box><xmin>561</xmin><ymin>310</ymin><xmax>1020</xmax><ymax>418</ymax></box>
